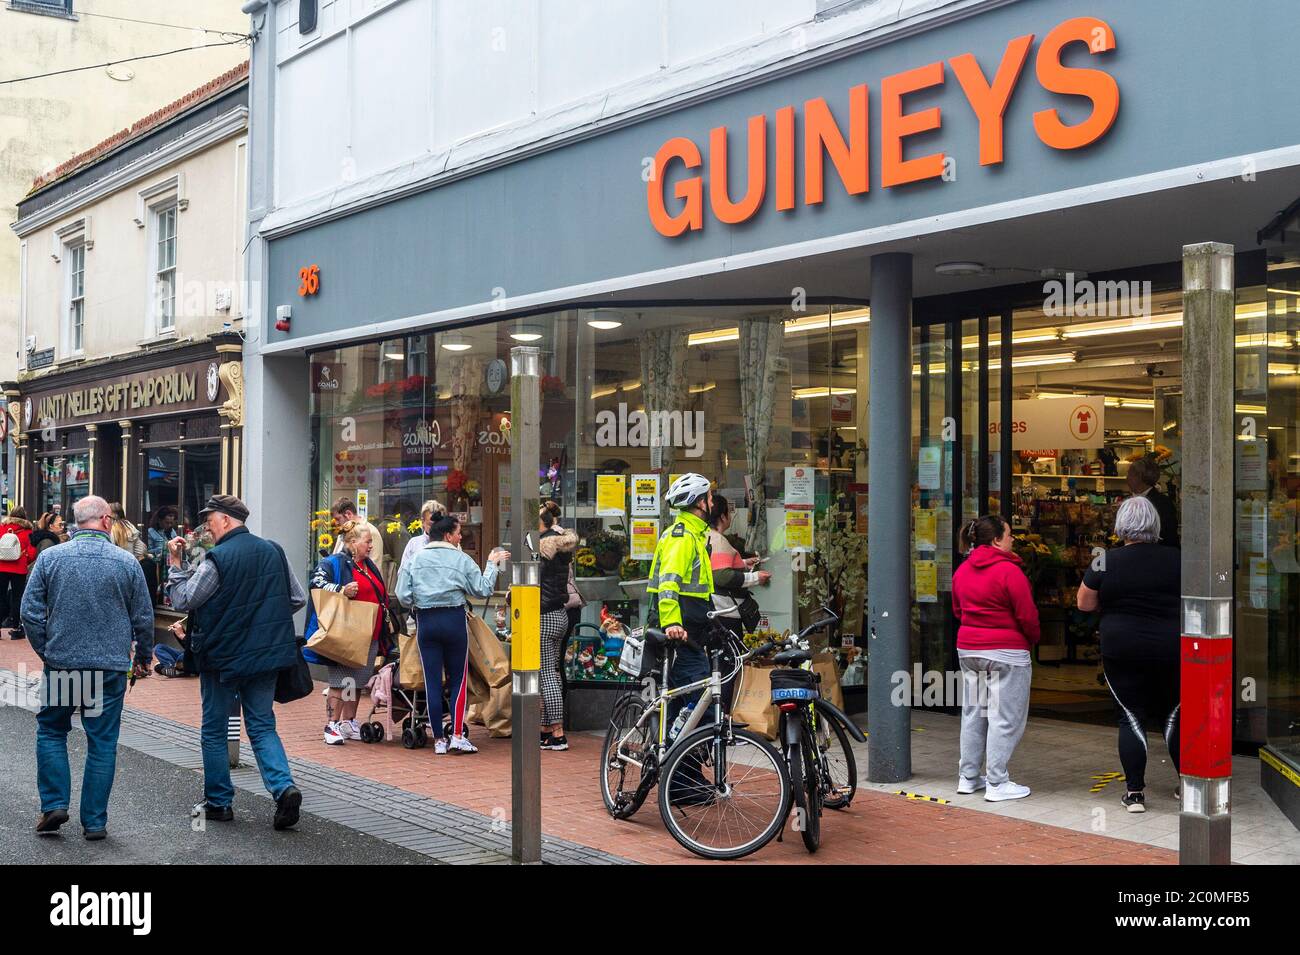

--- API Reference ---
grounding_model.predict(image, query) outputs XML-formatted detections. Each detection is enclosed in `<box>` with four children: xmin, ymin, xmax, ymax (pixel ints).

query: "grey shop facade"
<box><xmin>246</xmin><ymin>0</ymin><xmax>1300</xmax><ymax>825</ymax></box>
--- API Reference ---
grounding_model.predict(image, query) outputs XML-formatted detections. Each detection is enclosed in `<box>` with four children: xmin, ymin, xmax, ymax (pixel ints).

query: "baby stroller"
<box><xmin>361</xmin><ymin>651</ymin><xmax>468</xmax><ymax>748</ymax></box>
<box><xmin>361</xmin><ymin>658</ymin><xmax>431</xmax><ymax>747</ymax></box>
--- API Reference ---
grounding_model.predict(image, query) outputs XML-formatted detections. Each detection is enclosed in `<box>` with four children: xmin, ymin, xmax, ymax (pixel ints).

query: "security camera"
<box><xmin>1145</xmin><ymin>364</ymin><xmax>1165</xmax><ymax>378</ymax></box>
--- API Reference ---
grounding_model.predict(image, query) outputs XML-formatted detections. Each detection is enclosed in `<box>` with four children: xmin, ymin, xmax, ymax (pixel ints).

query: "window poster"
<box><xmin>915</xmin><ymin>560</ymin><xmax>938</xmax><ymax>603</ymax></box>
<box><xmin>596</xmin><ymin>474</ymin><xmax>627</xmax><ymax>517</ymax></box>
<box><xmin>918</xmin><ymin>445</ymin><xmax>942</xmax><ymax>490</ymax></box>
<box><xmin>785</xmin><ymin>508</ymin><xmax>814</xmax><ymax>551</ymax></box>
<box><xmin>630</xmin><ymin>519</ymin><xmax>659</xmax><ymax>561</ymax></box>
<box><xmin>631</xmin><ymin>474</ymin><xmax>661</xmax><ymax>516</ymax></box>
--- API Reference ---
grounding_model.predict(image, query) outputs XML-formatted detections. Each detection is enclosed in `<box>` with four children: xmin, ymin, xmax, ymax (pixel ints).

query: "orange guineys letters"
<box><xmin>709</xmin><ymin>115</ymin><xmax>767</xmax><ymax>225</ymax></box>
<box><xmin>648</xmin><ymin>136</ymin><xmax>704</xmax><ymax>237</ymax></box>
<box><xmin>804</xmin><ymin>85</ymin><xmax>869</xmax><ymax>206</ymax></box>
<box><xmin>881</xmin><ymin>61</ymin><xmax>946</xmax><ymax>188</ymax></box>
<box><xmin>950</xmin><ymin>34</ymin><xmax>1034</xmax><ymax>166</ymax></box>
<box><xmin>1032</xmin><ymin>16</ymin><xmax>1119</xmax><ymax>150</ymax></box>
<box><xmin>775</xmin><ymin>106</ymin><xmax>796</xmax><ymax>211</ymax></box>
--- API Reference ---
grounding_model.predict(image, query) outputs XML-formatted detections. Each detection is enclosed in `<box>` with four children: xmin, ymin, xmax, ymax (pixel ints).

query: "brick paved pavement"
<box><xmin>0</xmin><ymin>638</ymin><xmax>1174</xmax><ymax>865</ymax></box>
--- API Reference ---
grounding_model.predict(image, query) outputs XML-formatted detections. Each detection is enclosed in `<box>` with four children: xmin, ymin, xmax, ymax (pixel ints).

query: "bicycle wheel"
<box><xmin>815</xmin><ymin>707</ymin><xmax>858</xmax><ymax>810</ymax></box>
<box><xmin>657</xmin><ymin>725</ymin><xmax>790</xmax><ymax>860</ymax></box>
<box><xmin>797</xmin><ymin>725</ymin><xmax>821</xmax><ymax>853</ymax></box>
<box><xmin>601</xmin><ymin>693</ymin><xmax>652</xmax><ymax>818</ymax></box>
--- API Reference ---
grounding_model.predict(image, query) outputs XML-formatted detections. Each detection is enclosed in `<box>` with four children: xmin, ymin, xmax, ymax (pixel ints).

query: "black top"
<box><xmin>1082</xmin><ymin>542</ymin><xmax>1181</xmax><ymax>661</ymax></box>
<box><xmin>1144</xmin><ymin>487</ymin><xmax>1179</xmax><ymax>548</ymax></box>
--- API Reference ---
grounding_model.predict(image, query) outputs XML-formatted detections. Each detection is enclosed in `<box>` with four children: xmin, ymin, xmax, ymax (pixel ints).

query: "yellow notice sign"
<box><xmin>631</xmin><ymin>474</ymin><xmax>660</xmax><ymax>516</ymax></box>
<box><xmin>915</xmin><ymin>560</ymin><xmax>938</xmax><ymax>604</ymax></box>
<box><xmin>914</xmin><ymin>508</ymin><xmax>937</xmax><ymax>551</ymax></box>
<box><xmin>631</xmin><ymin>519</ymin><xmax>659</xmax><ymax>560</ymax></box>
<box><xmin>785</xmin><ymin>509</ymin><xmax>814</xmax><ymax>551</ymax></box>
<box><xmin>596</xmin><ymin>474</ymin><xmax>626</xmax><ymax>517</ymax></box>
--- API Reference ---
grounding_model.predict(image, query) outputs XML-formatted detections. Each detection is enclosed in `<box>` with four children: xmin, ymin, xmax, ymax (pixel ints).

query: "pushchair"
<box><xmin>360</xmin><ymin>653</ymin><xmax>468</xmax><ymax>748</ymax></box>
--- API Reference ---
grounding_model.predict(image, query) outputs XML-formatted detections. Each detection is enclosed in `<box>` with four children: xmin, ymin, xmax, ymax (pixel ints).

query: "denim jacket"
<box><xmin>396</xmin><ymin>541</ymin><xmax>498</xmax><ymax>610</ymax></box>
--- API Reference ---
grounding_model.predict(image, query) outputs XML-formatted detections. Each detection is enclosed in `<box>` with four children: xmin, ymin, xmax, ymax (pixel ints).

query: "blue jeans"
<box><xmin>415</xmin><ymin>607</ymin><xmax>470</xmax><ymax>738</ymax></box>
<box><xmin>37</xmin><ymin>669</ymin><xmax>127</xmax><ymax>832</ymax></box>
<box><xmin>200</xmin><ymin>670</ymin><xmax>295</xmax><ymax>808</ymax></box>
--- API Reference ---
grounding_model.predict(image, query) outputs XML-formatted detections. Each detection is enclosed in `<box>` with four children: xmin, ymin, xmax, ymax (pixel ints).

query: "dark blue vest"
<box><xmin>194</xmin><ymin>526</ymin><xmax>299</xmax><ymax>682</ymax></box>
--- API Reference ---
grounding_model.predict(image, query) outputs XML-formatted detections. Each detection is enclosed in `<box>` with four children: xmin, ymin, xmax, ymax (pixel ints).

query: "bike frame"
<box><xmin>612</xmin><ymin>635</ymin><xmax>743</xmax><ymax>772</ymax></box>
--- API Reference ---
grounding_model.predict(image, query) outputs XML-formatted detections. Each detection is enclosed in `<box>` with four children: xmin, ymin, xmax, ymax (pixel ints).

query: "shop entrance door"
<box><xmin>916</xmin><ymin>273</ymin><xmax>1187</xmax><ymax>725</ymax></box>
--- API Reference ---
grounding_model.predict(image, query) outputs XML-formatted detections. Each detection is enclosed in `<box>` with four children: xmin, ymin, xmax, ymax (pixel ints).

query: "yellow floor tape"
<box><xmin>892</xmin><ymin>790</ymin><xmax>951</xmax><ymax>805</ymax></box>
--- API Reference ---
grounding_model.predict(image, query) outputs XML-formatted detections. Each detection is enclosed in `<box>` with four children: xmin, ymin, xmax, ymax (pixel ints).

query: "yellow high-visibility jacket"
<box><xmin>646</xmin><ymin>510</ymin><xmax>714</xmax><ymax>630</ymax></box>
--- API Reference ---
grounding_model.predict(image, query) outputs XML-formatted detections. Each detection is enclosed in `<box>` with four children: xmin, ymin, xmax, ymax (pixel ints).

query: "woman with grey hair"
<box><xmin>1077</xmin><ymin>494</ymin><xmax>1181</xmax><ymax>813</ymax></box>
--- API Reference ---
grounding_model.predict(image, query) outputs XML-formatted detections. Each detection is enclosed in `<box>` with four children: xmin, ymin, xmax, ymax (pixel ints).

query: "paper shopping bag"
<box><xmin>305</xmin><ymin>589</ymin><xmax>377</xmax><ymax>669</ymax></box>
<box><xmin>731</xmin><ymin>664</ymin><xmax>779</xmax><ymax>740</ymax></box>
<box><xmin>466</xmin><ymin>611</ymin><xmax>511</xmax><ymax>689</ymax></box>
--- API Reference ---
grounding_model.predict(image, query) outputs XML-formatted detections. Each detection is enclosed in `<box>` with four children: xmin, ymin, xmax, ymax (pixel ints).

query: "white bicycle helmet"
<box><xmin>665</xmin><ymin>472</ymin><xmax>712</xmax><ymax>508</ymax></box>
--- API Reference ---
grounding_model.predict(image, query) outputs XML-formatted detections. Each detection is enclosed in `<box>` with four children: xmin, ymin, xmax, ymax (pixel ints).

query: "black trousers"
<box><xmin>1102</xmin><ymin>655</ymin><xmax>1180</xmax><ymax>793</ymax></box>
<box><xmin>0</xmin><ymin>571</ymin><xmax>26</xmax><ymax>630</ymax></box>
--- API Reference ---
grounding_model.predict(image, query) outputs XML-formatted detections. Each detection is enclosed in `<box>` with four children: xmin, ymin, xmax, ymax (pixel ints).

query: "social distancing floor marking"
<box><xmin>893</xmin><ymin>790</ymin><xmax>950</xmax><ymax>805</ymax></box>
<box><xmin>1088</xmin><ymin>771</ymin><xmax>1125</xmax><ymax>793</ymax></box>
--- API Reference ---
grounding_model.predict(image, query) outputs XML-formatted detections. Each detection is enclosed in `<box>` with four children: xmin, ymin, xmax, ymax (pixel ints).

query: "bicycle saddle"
<box><xmin>773</xmin><ymin>648</ymin><xmax>812</xmax><ymax>665</ymax></box>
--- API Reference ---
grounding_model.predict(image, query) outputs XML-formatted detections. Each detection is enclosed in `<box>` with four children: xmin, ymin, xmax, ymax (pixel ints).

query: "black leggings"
<box><xmin>1102</xmin><ymin>656</ymin><xmax>1180</xmax><ymax>793</ymax></box>
<box><xmin>0</xmin><ymin>571</ymin><xmax>26</xmax><ymax>630</ymax></box>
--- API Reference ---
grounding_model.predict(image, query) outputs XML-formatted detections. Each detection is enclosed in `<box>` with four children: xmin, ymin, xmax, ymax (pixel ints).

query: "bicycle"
<box><xmin>767</xmin><ymin>607</ymin><xmax>867</xmax><ymax>853</ymax></box>
<box><xmin>600</xmin><ymin>624</ymin><xmax>792</xmax><ymax>860</ymax></box>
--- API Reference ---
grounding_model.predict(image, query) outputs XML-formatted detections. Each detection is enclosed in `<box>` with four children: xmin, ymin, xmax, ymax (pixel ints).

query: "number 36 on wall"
<box><xmin>298</xmin><ymin>264</ymin><xmax>321</xmax><ymax>297</ymax></box>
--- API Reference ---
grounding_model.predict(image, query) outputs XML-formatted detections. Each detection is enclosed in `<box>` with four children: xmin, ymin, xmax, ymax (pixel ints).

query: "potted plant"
<box><xmin>588</xmin><ymin>528</ymin><xmax>628</xmax><ymax>573</ymax></box>
<box><xmin>618</xmin><ymin>557</ymin><xmax>650</xmax><ymax>601</ymax></box>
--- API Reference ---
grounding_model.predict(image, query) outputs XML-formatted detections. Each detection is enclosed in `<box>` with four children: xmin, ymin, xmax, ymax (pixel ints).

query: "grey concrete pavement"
<box><xmin>0</xmin><ymin>704</ymin><xmax>431</xmax><ymax>865</ymax></box>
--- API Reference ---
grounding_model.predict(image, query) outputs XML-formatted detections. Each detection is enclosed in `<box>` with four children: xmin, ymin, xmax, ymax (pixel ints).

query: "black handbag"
<box><xmin>275</xmin><ymin>653</ymin><xmax>315</xmax><ymax>703</ymax></box>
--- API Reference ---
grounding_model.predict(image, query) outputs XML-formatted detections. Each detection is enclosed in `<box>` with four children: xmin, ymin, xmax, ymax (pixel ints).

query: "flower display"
<box><xmin>464</xmin><ymin>479</ymin><xmax>482</xmax><ymax>502</ymax></box>
<box><xmin>540</xmin><ymin>374</ymin><xmax>565</xmax><ymax>396</ymax></box>
<box><xmin>318</xmin><ymin>532</ymin><xmax>334</xmax><ymax>550</ymax></box>
<box><xmin>445</xmin><ymin>468</ymin><xmax>469</xmax><ymax>496</ymax></box>
<box><xmin>575</xmin><ymin>547</ymin><xmax>600</xmax><ymax>577</ymax></box>
<box><xmin>407</xmin><ymin>518</ymin><xmax>423</xmax><ymax>534</ymax></box>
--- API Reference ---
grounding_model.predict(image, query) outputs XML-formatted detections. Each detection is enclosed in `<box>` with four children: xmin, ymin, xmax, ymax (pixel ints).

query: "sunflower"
<box><xmin>407</xmin><ymin>519</ymin><xmax>423</xmax><ymax>534</ymax></box>
<box><xmin>318</xmin><ymin>533</ymin><xmax>334</xmax><ymax>550</ymax></box>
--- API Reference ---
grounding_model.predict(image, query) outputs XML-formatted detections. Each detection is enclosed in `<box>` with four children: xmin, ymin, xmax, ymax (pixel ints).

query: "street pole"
<box><xmin>1179</xmin><ymin>242</ymin><xmax>1234</xmax><ymax>865</ymax></box>
<box><xmin>509</xmin><ymin>346</ymin><xmax>542</xmax><ymax>864</ymax></box>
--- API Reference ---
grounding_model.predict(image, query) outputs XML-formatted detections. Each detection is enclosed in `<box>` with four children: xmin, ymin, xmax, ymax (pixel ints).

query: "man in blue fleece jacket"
<box><xmin>21</xmin><ymin>494</ymin><xmax>154</xmax><ymax>841</ymax></box>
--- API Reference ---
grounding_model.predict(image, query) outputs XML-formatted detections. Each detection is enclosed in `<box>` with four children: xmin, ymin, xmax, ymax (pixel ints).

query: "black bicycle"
<box><xmin>766</xmin><ymin>607</ymin><xmax>866</xmax><ymax>853</ymax></box>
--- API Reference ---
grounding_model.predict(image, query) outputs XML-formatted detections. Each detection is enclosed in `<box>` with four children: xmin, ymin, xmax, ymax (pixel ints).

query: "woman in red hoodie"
<box><xmin>951</xmin><ymin>515</ymin><xmax>1040</xmax><ymax>802</ymax></box>
<box><xmin>0</xmin><ymin>506</ymin><xmax>37</xmax><ymax>640</ymax></box>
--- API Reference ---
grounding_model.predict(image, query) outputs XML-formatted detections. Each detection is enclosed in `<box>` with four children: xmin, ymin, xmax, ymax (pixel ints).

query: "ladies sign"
<box><xmin>647</xmin><ymin>16</ymin><xmax>1119</xmax><ymax>237</ymax></box>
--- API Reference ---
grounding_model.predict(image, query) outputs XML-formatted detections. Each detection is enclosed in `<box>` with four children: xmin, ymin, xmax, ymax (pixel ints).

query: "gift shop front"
<box><xmin>10</xmin><ymin>337</ymin><xmax>245</xmax><ymax>604</ymax></box>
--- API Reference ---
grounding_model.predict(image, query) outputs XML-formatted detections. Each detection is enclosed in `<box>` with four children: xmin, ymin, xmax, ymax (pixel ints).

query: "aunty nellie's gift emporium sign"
<box><xmin>24</xmin><ymin>358</ymin><xmax>225</xmax><ymax>431</ymax></box>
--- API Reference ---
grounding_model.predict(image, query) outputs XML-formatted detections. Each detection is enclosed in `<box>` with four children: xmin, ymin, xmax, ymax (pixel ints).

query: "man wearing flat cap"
<box><xmin>166</xmin><ymin>494</ymin><xmax>308</xmax><ymax>830</ymax></box>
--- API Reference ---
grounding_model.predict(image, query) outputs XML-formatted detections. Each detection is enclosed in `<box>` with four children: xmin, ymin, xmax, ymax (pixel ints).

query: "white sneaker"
<box><xmin>339</xmin><ymin>719</ymin><xmax>361</xmax><ymax>740</ymax></box>
<box><xmin>433</xmin><ymin>738</ymin><xmax>448</xmax><ymax>755</ymax></box>
<box><xmin>985</xmin><ymin>781</ymin><xmax>1031</xmax><ymax>802</ymax></box>
<box><xmin>956</xmin><ymin>775</ymin><xmax>987</xmax><ymax>794</ymax></box>
<box><xmin>323</xmin><ymin>722</ymin><xmax>346</xmax><ymax>745</ymax></box>
<box><xmin>447</xmin><ymin>735</ymin><xmax>478</xmax><ymax>755</ymax></box>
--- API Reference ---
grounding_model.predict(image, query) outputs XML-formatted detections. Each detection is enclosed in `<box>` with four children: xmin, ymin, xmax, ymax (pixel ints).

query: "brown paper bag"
<box><xmin>812</xmin><ymin>652</ymin><xmax>845</xmax><ymax>712</ymax></box>
<box><xmin>306</xmin><ymin>589</ymin><xmax>378</xmax><ymax>669</ymax></box>
<box><xmin>477</xmin><ymin>682</ymin><xmax>512</xmax><ymax>737</ymax></box>
<box><xmin>731</xmin><ymin>664</ymin><xmax>779</xmax><ymax>740</ymax></box>
<box><xmin>465</xmin><ymin>659</ymin><xmax>490</xmax><ymax>706</ymax></box>
<box><xmin>466</xmin><ymin>612</ymin><xmax>511</xmax><ymax>688</ymax></box>
<box><xmin>398</xmin><ymin>631</ymin><xmax>424</xmax><ymax>689</ymax></box>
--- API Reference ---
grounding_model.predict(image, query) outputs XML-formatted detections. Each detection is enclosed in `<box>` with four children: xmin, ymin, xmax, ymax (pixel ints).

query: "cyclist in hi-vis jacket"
<box><xmin>647</xmin><ymin>473</ymin><xmax>718</xmax><ymax>717</ymax></box>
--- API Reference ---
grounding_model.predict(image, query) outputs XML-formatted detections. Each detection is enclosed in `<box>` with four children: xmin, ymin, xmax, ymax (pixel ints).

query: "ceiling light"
<box><xmin>935</xmin><ymin>262</ymin><xmax>989</xmax><ymax>277</ymax></box>
<box><xmin>792</xmin><ymin>386</ymin><xmax>857</xmax><ymax>399</ymax></box>
<box><xmin>689</xmin><ymin>328</ymin><xmax>739</xmax><ymax>346</ymax></box>
<box><xmin>587</xmin><ymin>310</ymin><xmax>624</xmax><ymax>331</ymax></box>
<box><xmin>384</xmin><ymin>352</ymin><xmax>404</xmax><ymax>361</ymax></box>
<box><xmin>509</xmin><ymin>323</ymin><xmax>544</xmax><ymax>342</ymax></box>
<box><xmin>440</xmin><ymin>334</ymin><xmax>471</xmax><ymax>352</ymax></box>
<box><xmin>689</xmin><ymin>382</ymin><xmax>717</xmax><ymax>393</ymax></box>
<box><xmin>1060</xmin><ymin>316</ymin><xmax>1183</xmax><ymax>339</ymax></box>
